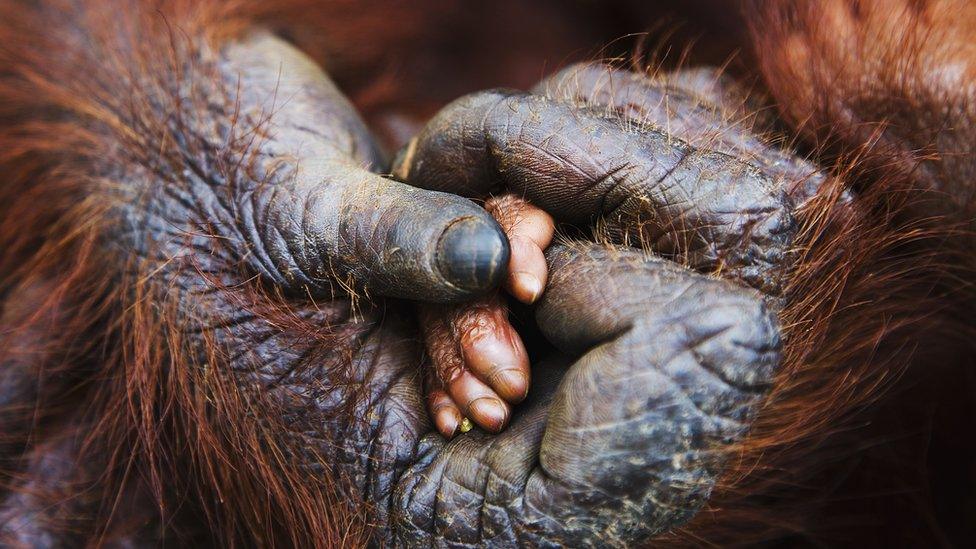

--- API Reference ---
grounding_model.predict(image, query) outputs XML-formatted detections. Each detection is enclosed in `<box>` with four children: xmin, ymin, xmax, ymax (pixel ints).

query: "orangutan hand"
<box><xmin>394</xmin><ymin>61</ymin><xmax>837</xmax><ymax>443</ymax></box>
<box><xmin>417</xmin><ymin>195</ymin><xmax>554</xmax><ymax>437</ymax></box>
<box><xmin>103</xmin><ymin>33</ymin><xmax>803</xmax><ymax>545</ymax></box>
<box><xmin>375</xmin><ymin>61</ymin><xmax>856</xmax><ymax>544</ymax></box>
<box><xmin>3</xmin><ymin>0</ymin><xmax>972</xmax><ymax>545</ymax></box>
<box><xmin>123</xmin><ymin>31</ymin><xmax>510</xmax><ymax>306</ymax></box>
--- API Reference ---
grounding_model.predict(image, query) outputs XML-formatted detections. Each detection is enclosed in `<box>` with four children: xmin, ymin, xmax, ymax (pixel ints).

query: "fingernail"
<box><xmin>512</xmin><ymin>271</ymin><xmax>543</xmax><ymax>303</ymax></box>
<box><xmin>435</xmin><ymin>408</ymin><xmax>462</xmax><ymax>439</ymax></box>
<box><xmin>462</xmin><ymin>336</ymin><xmax>529</xmax><ymax>403</ymax></box>
<box><xmin>468</xmin><ymin>397</ymin><xmax>508</xmax><ymax>433</ymax></box>
<box><xmin>436</xmin><ymin>217</ymin><xmax>510</xmax><ymax>293</ymax></box>
<box><xmin>493</xmin><ymin>369</ymin><xmax>529</xmax><ymax>403</ymax></box>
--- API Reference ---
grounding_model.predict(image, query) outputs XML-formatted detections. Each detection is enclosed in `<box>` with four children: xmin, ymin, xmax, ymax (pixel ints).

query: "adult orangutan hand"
<box><xmin>377</xmin><ymin>61</ymin><xmax>848</xmax><ymax>544</ymax></box>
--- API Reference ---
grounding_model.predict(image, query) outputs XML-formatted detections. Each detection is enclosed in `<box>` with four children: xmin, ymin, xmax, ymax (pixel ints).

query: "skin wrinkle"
<box><xmin>580</xmin><ymin>334</ymin><xmax>746</xmax><ymax>432</ymax></box>
<box><xmin>192</xmin><ymin>34</ymin><xmax>509</xmax><ymax>304</ymax></box>
<box><xmin>686</xmin><ymin>323</ymin><xmax>763</xmax><ymax>391</ymax></box>
<box><xmin>472</xmin><ymin>427</ymin><xmax>526</xmax><ymax>543</ymax></box>
<box><xmin>279</xmin><ymin>181</ymin><xmax>324</xmax><ymax>284</ymax></box>
<box><xmin>293</xmin><ymin>314</ymin><xmax>417</xmax><ymax>507</ymax></box>
<box><xmin>388</xmin><ymin>242</ymin><xmax>779</xmax><ymax>546</ymax></box>
<box><xmin>259</xmin><ymin>185</ymin><xmax>301</xmax><ymax>285</ymax></box>
<box><xmin>492</xmin><ymin>407</ymin><xmax>552</xmax><ymax>546</ymax></box>
<box><xmin>538</xmin><ymin>62</ymin><xmax>841</xmax><ymax>209</ymax></box>
<box><xmin>399</xmin><ymin>90</ymin><xmax>801</xmax><ymax>295</ymax></box>
<box><xmin>597</xmin><ymin>162</ymin><xmax>642</xmax><ymax>216</ymax></box>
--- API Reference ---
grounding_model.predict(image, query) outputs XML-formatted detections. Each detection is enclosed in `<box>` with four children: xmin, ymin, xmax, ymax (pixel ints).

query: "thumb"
<box><xmin>219</xmin><ymin>33</ymin><xmax>509</xmax><ymax>303</ymax></box>
<box><xmin>260</xmin><ymin>159</ymin><xmax>509</xmax><ymax>302</ymax></box>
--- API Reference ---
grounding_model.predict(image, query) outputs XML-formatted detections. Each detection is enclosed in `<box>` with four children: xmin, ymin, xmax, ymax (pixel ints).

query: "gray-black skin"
<box><xmin>113</xmin><ymin>34</ymin><xmax>798</xmax><ymax>546</ymax></box>
<box><xmin>117</xmin><ymin>31</ymin><xmax>510</xmax><ymax>305</ymax></box>
<box><xmin>393</xmin><ymin>66</ymin><xmax>836</xmax><ymax>297</ymax></box>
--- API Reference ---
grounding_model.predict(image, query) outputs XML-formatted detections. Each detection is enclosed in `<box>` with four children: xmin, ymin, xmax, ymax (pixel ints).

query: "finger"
<box><xmin>446</xmin><ymin>369</ymin><xmax>510</xmax><ymax>434</ymax></box>
<box><xmin>427</xmin><ymin>384</ymin><xmax>464</xmax><ymax>440</ymax></box>
<box><xmin>419</xmin><ymin>296</ymin><xmax>526</xmax><ymax>433</ymax></box>
<box><xmin>419</xmin><ymin>303</ymin><xmax>465</xmax><ymax>386</ymax></box>
<box><xmin>391</xmin><ymin>88</ymin><xmax>801</xmax><ymax>294</ymax></box>
<box><xmin>392</xmin><ymin>243</ymin><xmax>782</xmax><ymax>547</ymax></box>
<box><xmin>537</xmin><ymin>244</ymin><xmax>780</xmax><ymax>373</ymax></box>
<box><xmin>534</xmin><ymin>62</ymin><xmax>832</xmax><ymax>206</ymax></box>
<box><xmin>485</xmin><ymin>195</ymin><xmax>555</xmax><ymax>303</ymax></box>
<box><xmin>535</xmin><ymin>61</ymin><xmax>737</xmax><ymax>137</ymax></box>
<box><xmin>454</xmin><ymin>298</ymin><xmax>530</xmax><ymax>404</ymax></box>
<box><xmin>418</xmin><ymin>196</ymin><xmax>537</xmax><ymax>437</ymax></box>
<box><xmin>504</xmin><ymin>234</ymin><xmax>548</xmax><ymax>304</ymax></box>
<box><xmin>530</xmin><ymin>243</ymin><xmax>780</xmax><ymax>543</ymax></box>
<box><xmin>223</xmin><ymin>34</ymin><xmax>510</xmax><ymax>303</ymax></box>
<box><xmin>535</xmin><ymin>62</ymin><xmax>776</xmax><ymax>136</ymax></box>
<box><xmin>261</xmin><ymin>163</ymin><xmax>510</xmax><ymax>303</ymax></box>
<box><xmin>419</xmin><ymin>310</ymin><xmax>466</xmax><ymax>439</ymax></box>
<box><xmin>420</xmin><ymin>296</ymin><xmax>529</xmax><ymax>400</ymax></box>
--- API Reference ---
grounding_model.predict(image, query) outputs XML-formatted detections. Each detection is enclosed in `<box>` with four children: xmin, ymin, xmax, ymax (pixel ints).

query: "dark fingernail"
<box><xmin>436</xmin><ymin>216</ymin><xmax>509</xmax><ymax>293</ymax></box>
<box><xmin>468</xmin><ymin>397</ymin><xmax>508</xmax><ymax>433</ymax></box>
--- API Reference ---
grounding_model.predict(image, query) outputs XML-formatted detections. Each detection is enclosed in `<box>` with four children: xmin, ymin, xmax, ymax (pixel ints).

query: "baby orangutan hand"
<box><xmin>418</xmin><ymin>195</ymin><xmax>555</xmax><ymax>437</ymax></box>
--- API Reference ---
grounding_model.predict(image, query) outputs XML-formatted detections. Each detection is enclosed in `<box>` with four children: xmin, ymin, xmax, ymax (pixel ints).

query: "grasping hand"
<box><xmin>418</xmin><ymin>195</ymin><xmax>554</xmax><ymax>437</ymax></box>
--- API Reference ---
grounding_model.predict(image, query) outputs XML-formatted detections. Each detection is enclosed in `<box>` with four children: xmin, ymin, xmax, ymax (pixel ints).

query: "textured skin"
<box><xmin>535</xmin><ymin>63</ymin><xmax>833</xmax><ymax>206</ymax></box>
<box><xmin>393</xmin><ymin>245</ymin><xmax>779</xmax><ymax>547</ymax></box>
<box><xmin>394</xmin><ymin>88</ymin><xmax>803</xmax><ymax>295</ymax></box>
<box><xmin>98</xmin><ymin>32</ymin><xmax>786</xmax><ymax>547</ymax></box>
<box><xmin>116</xmin><ymin>32</ymin><xmax>508</xmax><ymax>305</ymax></box>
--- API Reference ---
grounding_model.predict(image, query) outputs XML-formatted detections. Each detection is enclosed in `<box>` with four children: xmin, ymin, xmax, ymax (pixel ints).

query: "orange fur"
<box><xmin>0</xmin><ymin>1</ymin><xmax>378</xmax><ymax>545</ymax></box>
<box><xmin>663</xmin><ymin>1</ymin><xmax>976</xmax><ymax>544</ymax></box>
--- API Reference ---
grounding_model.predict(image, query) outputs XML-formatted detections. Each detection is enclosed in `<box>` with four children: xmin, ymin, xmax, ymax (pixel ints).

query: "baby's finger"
<box><xmin>445</xmin><ymin>369</ymin><xmax>511</xmax><ymax>434</ymax></box>
<box><xmin>485</xmin><ymin>195</ymin><xmax>555</xmax><ymax>304</ymax></box>
<box><xmin>419</xmin><ymin>295</ymin><xmax>524</xmax><ymax>435</ymax></box>
<box><xmin>453</xmin><ymin>298</ymin><xmax>530</xmax><ymax>404</ymax></box>
<box><xmin>427</xmin><ymin>382</ymin><xmax>464</xmax><ymax>439</ymax></box>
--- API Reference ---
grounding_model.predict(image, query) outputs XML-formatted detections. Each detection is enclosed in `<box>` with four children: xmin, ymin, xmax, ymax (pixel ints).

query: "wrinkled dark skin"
<box><xmin>121</xmin><ymin>32</ymin><xmax>510</xmax><ymax>306</ymax></box>
<box><xmin>394</xmin><ymin>245</ymin><xmax>778</xmax><ymax>546</ymax></box>
<box><xmin>394</xmin><ymin>77</ymin><xmax>817</xmax><ymax>296</ymax></box>
<box><xmin>95</xmin><ymin>30</ymin><xmax>801</xmax><ymax>546</ymax></box>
